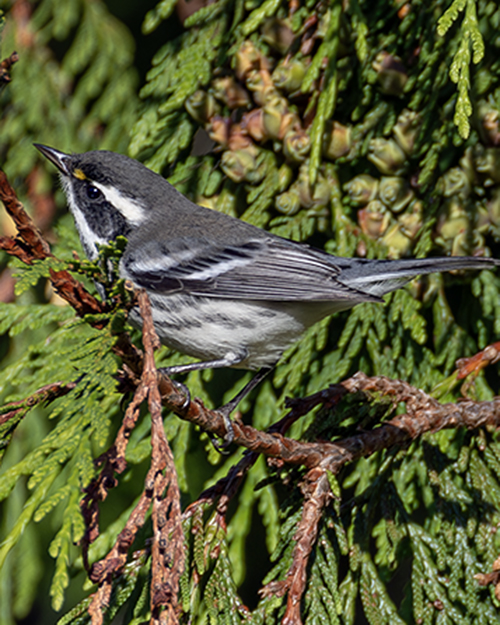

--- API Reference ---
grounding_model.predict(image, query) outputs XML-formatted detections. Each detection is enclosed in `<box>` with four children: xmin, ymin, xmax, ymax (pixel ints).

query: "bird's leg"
<box><xmin>161</xmin><ymin>354</ymin><xmax>243</xmax><ymax>375</ymax></box>
<box><xmin>218</xmin><ymin>366</ymin><xmax>273</xmax><ymax>422</ymax></box>
<box><xmin>159</xmin><ymin>352</ymin><xmax>249</xmax><ymax>447</ymax></box>
<box><xmin>213</xmin><ymin>366</ymin><xmax>274</xmax><ymax>449</ymax></box>
<box><xmin>160</xmin><ymin>358</ymin><xmax>234</xmax><ymax>427</ymax></box>
<box><xmin>159</xmin><ymin>354</ymin><xmax>274</xmax><ymax>450</ymax></box>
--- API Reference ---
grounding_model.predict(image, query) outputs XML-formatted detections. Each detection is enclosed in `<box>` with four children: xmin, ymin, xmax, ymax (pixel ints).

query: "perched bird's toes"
<box><xmin>172</xmin><ymin>380</ymin><xmax>191</xmax><ymax>412</ymax></box>
<box><xmin>208</xmin><ymin>405</ymin><xmax>235</xmax><ymax>452</ymax></box>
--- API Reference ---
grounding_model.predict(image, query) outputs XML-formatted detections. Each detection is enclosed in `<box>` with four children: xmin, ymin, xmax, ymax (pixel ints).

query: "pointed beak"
<box><xmin>34</xmin><ymin>144</ymin><xmax>71</xmax><ymax>175</ymax></box>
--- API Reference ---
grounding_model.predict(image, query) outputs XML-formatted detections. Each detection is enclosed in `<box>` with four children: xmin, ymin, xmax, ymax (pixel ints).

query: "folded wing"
<box><xmin>122</xmin><ymin>237</ymin><xmax>382</xmax><ymax>304</ymax></box>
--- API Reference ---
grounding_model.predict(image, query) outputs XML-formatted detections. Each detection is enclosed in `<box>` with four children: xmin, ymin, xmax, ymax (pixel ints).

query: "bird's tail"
<box><xmin>336</xmin><ymin>256</ymin><xmax>500</xmax><ymax>297</ymax></box>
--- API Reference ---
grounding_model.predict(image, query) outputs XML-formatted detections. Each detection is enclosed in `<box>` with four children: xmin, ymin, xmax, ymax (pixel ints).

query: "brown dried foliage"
<box><xmin>0</xmin><ymin>51</ymin><xmax>19</xmax><ymax>84</ymax></box>
<box><xmin>86</xmin><ymin>292</ymin><xmax>184</xmax><ymax>625</ymax></box>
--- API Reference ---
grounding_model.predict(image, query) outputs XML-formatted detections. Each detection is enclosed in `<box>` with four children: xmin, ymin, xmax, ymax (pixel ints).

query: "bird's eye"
<box><xmin>86</xmin><ymin>184</ymin><xmax>102</xmax><ymax>200</ymax></box>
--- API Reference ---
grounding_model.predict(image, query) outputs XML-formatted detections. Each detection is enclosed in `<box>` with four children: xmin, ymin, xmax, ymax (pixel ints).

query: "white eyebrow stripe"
<box><xmin>92</xmin><ymin>181</ymin><xmax>146</xmax><ymax>225</ymax></box>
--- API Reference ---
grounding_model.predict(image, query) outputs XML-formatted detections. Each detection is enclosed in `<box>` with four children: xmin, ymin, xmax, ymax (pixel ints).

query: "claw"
<box><xmin>172</xmin><ymin>380</ymin><xmax>191</xmax><ymax>413</ymax></box>
<box><xmin>158</xmin><ymin>365</ymin><xmax>274</xmax><ymax>453</ymax></box>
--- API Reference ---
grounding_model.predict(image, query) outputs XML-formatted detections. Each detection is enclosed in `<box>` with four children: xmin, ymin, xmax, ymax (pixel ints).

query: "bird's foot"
<box><xmin>209</xmin><ymin>402</ymin><xmax>237</xmax><ymax>452</ymax></box>
<box><xmin>172</xmin><ymin>379</ymin><xmax>191</xmax><ymax>414</ymax></box>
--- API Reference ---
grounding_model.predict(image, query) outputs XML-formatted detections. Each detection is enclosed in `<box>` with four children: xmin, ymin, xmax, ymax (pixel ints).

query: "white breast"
<box><xmin>130</xmin><ymin>292</ymin><xmax>345</xmax><ymax>370</ymax></box>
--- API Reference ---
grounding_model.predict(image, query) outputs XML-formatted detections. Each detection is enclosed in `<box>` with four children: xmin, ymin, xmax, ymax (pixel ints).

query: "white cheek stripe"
<box><xmin>92</xmin><ymin>182</ymin><xmax>146</xmax><ymax>225</ymax></box>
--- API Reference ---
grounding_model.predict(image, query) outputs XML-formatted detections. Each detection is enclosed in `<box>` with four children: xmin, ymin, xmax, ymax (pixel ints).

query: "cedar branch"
<box><xmin>0</xmin><ymin>381</ymin><xmax>76</xmax><ymax>426</ymax></box>
<box><xmin>3</xmin><ymin>167</ymin><xmax>499</xmax><ymax>472</ymax></box>
<box><xmin>4</xmin><ymin>166</ymin><xmax>500</xmax><ymax>623</ymax></box>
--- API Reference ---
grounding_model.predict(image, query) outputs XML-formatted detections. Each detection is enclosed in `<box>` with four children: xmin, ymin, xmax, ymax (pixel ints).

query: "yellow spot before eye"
<box><xmin>72</xmin><ymin>168</ymin><xmax>87</xmax><ymax>180</ymax></box>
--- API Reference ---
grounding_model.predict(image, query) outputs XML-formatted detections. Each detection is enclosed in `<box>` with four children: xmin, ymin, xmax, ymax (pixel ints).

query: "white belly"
<box><xmin>130</xmin><ymin>292</ymin><xmax>346</xmax><ymax>370</ymax></box>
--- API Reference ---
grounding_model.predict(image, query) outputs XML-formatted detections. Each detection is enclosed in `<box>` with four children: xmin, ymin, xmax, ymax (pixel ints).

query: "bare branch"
<box><xmin>0</xmin><ymin>169</ymin><xmax>51</xmax><ymax>259</ymax></box>
<box><xmin>456</xmin><ymin>340</ymin><xmax>500</xmax><ymax>379</ymax></box>
<box><xmin>80</xmin><ymin>381</ymin><xmax>148</xmax><ymax>573</ymax></box>
<box><xmin>182</xmin><ymin>388</ymin><xmax>343</xmax><ymax>521</ymax></box>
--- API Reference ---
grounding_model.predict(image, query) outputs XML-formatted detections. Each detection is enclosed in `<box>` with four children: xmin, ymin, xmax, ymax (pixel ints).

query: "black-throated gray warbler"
<box><xmin>35</xmin><ymin>144</ymin><xmax>500</xmax><ymax>431</ymax></box>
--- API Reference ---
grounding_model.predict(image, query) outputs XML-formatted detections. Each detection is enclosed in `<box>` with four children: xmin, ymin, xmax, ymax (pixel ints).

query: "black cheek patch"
<box><xmin>81</xmin><ymin>200</ymin><xmax>132</xmax><ymax>241</ymax></box>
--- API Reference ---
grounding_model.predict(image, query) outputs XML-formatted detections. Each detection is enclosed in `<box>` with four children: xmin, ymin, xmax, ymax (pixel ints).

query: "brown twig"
<box><xmin>0</xmin><ymin>381</ymin><xmax>76</xmax><ymax>426</ymax></box>
<box><xmin>80</xmin><ymin>381</ymin><xmax>149</xmax><ymax>573</ymax></box>
<box><xmin>260</xmin><ymin>468</ymin><xmax>332</xmax><ymax>625</ymax></box>
<box><xmin>0</xmin><ymin>235</ymin><xmax>39</xmax><ymax>264</ymax></box>
<box><xmin>179</xmin><ymin>393</ymin><xmax>344</xmax><ymax>619</ymax></box>
<box><xmin>317</xmin><ymin>373</ymin><xmax>500</xmax><ymax>474</ymax></box>
<box><xmin>283</xmin><ymin>469</ymin><xmax>332</xmax><ymax>625</ymax></box>
<box><xmin>0</xmin><ymin>51</ymin><xmax>19</xmax><ymax>85</ymax></box>
<box><xmin>456</xmin><ymin>341</ymin><xmax>500</xmax><ymax>380</ymax></box>
<box><xmin>0</xmin><ymin>169</ymin><xmax>51</xmax><ymax>259</ymax></box>
<box><xmin>254</xmin><ymin>373</ymin><xmax>500</xmax><ymax>621</ymax></box>
<box><xmin>183</xmin><ymin>449</ymin><xmax>258</xmax><ymax>525</ymax></box>
<box><xmin>140</xmin><ymin>291</ymin><xmax>184</xmax><ymax>625</ymax></box>
<box><xmin>0</xmin><ymin>382</ymin><xmax>77</xmax><ymax>464</ymax></box>
<box><xmin>87</xmin><ymin>291</ymin><xmax>184</xmax><ymax>625</ymax></box>
<box><xmin>87</xmin><ymin>387</ymin><xmax>156</xmax><ymax>623</ymax></box>
<box><xmin>182</xmin><ymin>385</ymin><xmax>345</xmax><ymax>522</ymax></box>
<box><xmin>157</xmin><ymin>370</ymin><xmax>500</xmax><ymax>474</ymax></box>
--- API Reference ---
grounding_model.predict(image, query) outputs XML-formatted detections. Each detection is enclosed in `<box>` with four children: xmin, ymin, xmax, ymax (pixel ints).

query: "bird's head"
<box><xmin>34</xmin><ymin>144</ymin><xmax>167</xmax><ymax>258</ymax></box>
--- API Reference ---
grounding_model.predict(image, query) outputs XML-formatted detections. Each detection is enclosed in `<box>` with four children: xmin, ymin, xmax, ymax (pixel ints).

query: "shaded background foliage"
<box><xmin>1</xmin><ymin>0</ymin><xmax>500</xmax><ymax>623</ymax></box>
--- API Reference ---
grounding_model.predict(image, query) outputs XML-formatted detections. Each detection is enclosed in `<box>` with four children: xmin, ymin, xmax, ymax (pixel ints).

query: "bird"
<box><xmin>34</xmin><ymin>143</ymin><xmax>500</xmax><ymax>443</ymax></box>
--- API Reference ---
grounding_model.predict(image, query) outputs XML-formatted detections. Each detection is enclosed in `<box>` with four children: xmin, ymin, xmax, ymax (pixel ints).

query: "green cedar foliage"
<box><xmin>1</xmin><ymin>0</ymin><xmax>500</xmax><ymax>624</ymax></box>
